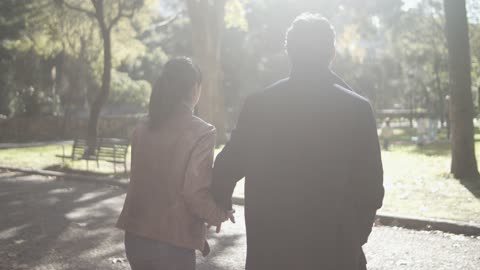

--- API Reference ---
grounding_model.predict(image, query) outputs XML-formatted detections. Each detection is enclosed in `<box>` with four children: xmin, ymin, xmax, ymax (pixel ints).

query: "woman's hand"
<box><xmin>226</xmin><ymin>209</ymin><xmax>236</xmax><ymax>224</ymax></box>
<box><xmin>207</xmin><ymin>209</ymin><xmax>236</xmax><ymax>233</ymax></box>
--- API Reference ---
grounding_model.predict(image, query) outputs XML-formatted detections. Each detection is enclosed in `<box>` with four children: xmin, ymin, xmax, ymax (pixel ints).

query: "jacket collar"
<box><xmin>180</xmin><ymin>102</ymin><xmax>194</xmax><ymax>114</ymax></box>
<box><xmin>289</xmin><ymin>65</ymin><xmax>335</xmax><ymax>84</ymax></box>
<box><xmin>289</xmin><ymin>66</ymin><xmax>353</xmax><ymax>92</ymax></box>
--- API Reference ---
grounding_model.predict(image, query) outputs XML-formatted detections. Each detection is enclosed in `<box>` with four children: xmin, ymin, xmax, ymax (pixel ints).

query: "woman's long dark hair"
<box><xmin>148</xmin><ymin>57</ymin><xmax>202</xmax><ymax>129</ymax></box>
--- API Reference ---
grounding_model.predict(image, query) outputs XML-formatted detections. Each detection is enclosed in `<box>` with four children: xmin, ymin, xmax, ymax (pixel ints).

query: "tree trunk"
<box><xmin>54</xmin><ymin>52</ymin><xmax>70</xmax><ymax>137</ymax></box>
<box><xmin>437</xmin><ymin>88</ymin><xmax>445</xmax><ymax>128</ymax></box>
<box><xmin>433</xmin><ymin>57</ymin><xmax>446</xmax><ymax>127</ymax></box>
<box><xmin>444</xmin><ymin>0</ymin><xmax>479</xmax><ymax>178</ymax></box>
<box><xmin>478</xmin><ymin>84</ymin><xmax>480</xmax><ymax>113</ymax></box>
<box><xmin>186</xmin><ymin>0</ymin><xmax>227</xmax><ymax>144</ymax></box>
<box><xmin>87</xmin><ymin>1</ymin><xmax>111</xmax><ymax>154</ymax></box>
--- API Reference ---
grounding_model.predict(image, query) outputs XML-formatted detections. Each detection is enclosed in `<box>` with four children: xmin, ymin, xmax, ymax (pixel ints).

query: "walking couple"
<box><xmin>116</xmin><ymin>13</ymin><xmax>384</xmax><ymax>270</ymax></box>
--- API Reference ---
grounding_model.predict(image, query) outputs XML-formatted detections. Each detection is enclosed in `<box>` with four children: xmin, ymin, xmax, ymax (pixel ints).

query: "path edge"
<box><xmin>2</xmin><ymin>165</ymin><xmax>479</xmax><ymax>236</ymax></box>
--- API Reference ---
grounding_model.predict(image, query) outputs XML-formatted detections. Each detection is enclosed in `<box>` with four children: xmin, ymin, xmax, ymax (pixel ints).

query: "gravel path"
<box><xmin>1</xmin><ymin>173</ymin><xmax>479</xmax><ymax>270</ymax></box>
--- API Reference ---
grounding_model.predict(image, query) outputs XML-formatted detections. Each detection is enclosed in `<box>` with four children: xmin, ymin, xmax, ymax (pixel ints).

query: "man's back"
<box><xmin>213</xmin><ymin>71</ymin><xmax>384</xmax><ymax>270</ymax></box>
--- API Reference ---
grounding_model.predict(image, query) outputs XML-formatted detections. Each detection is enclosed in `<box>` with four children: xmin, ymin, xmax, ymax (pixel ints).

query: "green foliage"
<box><xmin>387</xmin><ymin>0</ymin><xmax>449</xmax><ymax>116</ymax></box>
<box><xmin>9</xmin><ymin>85</ymin><xmax>60</xmax><ymax>117</ymax></box>
<box><xmin>0</xmin><ymin>0</ymin><xmax>479</xmax><ymax>126</ymax></box>
<box><xmin>225</xmin><ymin>0</ymin><xmax>248</xmax><ymax>31</ymax></box>
<box><xmin>0</xmin><ymin>0</ymin><xmax>161</xmax><ymax>117</ymax></box>
<box><xmin>109</xmin><ymin>70</ymin><xmax>151</xmax><ymax>108</ymax></box>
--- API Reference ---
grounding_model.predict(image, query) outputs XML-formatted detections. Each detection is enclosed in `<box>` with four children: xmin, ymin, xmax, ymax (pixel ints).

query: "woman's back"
<box><xmin>117</xmin><ymin>58</ymin><xmax>229</xmax><ymax>270</ymax></box>
<box><xmin>129</xmin><ymin>111</ymin><xmax>196</xmax><ymax>208</ymax></box>
<box><xmin>117</xmin><ymin>107</ymin><xmax>224</xmax><ymax>252</ymax></box>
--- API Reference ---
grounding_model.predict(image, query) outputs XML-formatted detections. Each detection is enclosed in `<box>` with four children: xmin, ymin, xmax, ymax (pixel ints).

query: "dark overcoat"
<box><xmin>213</xmin><ymin>69</ymin><xmax>384</xmax><ymax>270</ymax></box>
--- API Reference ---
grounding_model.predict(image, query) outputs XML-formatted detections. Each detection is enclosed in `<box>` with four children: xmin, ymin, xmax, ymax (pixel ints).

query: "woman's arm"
<box><xmin>183</xmin><ymin>128</ymin><xmax>227</xmax><ymax>226</ymax></box>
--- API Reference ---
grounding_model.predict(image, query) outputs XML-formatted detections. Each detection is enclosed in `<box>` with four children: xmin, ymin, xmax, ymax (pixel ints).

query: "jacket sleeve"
<box><xmin>183</xmin><ymin>128</ymin><xmax>227</xmax><ymax>225</ymax></box>
<box><xmin>212</xmin><ymin>97</ymin><xmax>253</xmax><ymax>210</ymax></box>
<box><xmin>351</xmin><ymin>101</ymin><xmax>384</xmax><ymax>245</ymax></box>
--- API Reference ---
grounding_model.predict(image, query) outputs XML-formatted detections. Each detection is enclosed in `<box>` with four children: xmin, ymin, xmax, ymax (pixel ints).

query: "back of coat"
<box><xmin>213</xmin><ymin>70</ymin><xmax>384</xmax><ymax>270</ymax></box>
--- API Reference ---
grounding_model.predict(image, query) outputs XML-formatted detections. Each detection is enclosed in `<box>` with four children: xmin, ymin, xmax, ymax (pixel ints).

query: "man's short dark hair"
<box><xmin>285</xmin><ymin>13</ymin><xmax>336</xmax><ymax>66</ymax></box>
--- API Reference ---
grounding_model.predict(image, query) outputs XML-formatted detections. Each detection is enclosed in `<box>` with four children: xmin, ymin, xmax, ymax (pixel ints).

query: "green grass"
<box><xmin>1</xmin><ymin>129</ymin><xmax>480</xmax><ymax>224</ymax></box>
<box><xmin>0</xmin><ymin>145</ymin><xmax>65</xmax><ymax>169</ymax></box>
<box><xmin>382</xmin><ymin>126</ymin><xmax>449</xmax><ymax>143</ymax></box>
<box><xmin>381</xmin><ymin>143</ymin><xmax>480</xmax><ymax>223</ymax></box>
<box><xmin>0</xmin><ymin>144</ymin><xmax>130</xmax><ymax>175</ymax></box>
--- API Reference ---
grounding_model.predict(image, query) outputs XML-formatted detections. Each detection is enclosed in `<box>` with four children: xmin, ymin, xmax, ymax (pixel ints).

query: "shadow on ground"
<box><xmin>460</xmin><ymin>178</ymin><xmax>480</xmax><ymax>199</ymax></box>
<box><xmin>0</xmin><ymin>171</ymin><xmax>244</xmax><ymax>270</ymax></box>
<box><xmin>197</xmin><ymin>234</ymin><xmax>244</xmax><ymax>270</ymax></box>
<box><xmin>0</xmin><ymin>172</ymin><xmax>128</xmax><ymax>269</ymax></box>
<box><xmin>45</xmin><ymin>164</ymin><xmax>129</xmax><ymax>179</ymax></box>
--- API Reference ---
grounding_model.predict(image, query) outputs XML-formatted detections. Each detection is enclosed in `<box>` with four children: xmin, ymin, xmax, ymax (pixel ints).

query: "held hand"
<box><xmin>215</xmin><ymin>223</ymin><xmax>222</xmax><ymax>233</ymax></box>
<box><xmin>226</xmin><ymin>209</ymin><xmax>236</xmax><ymax>224</ymax></box>
<box><xmin>206</xmin><ymin>209</ymin><xmax>235</xmax><ymax>233</ymax></box>
<box><xmin>207</xmin><ymin>223</ymin><xmax>223</xmax><ymax>233</ymax></box>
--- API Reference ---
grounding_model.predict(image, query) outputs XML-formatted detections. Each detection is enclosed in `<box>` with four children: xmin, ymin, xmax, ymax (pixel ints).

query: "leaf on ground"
<box><xmin>14</xmin><ymin>239</ymin><xmax>25</xmax><ymax>245</ymax></box>
<box><xmin>109</xmin><ymin>257</ymin><xmax>127</xmax><ymax>264</ymax></box>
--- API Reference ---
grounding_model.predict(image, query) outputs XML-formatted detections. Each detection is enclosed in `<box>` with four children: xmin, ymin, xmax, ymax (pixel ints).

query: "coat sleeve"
<box><xmin>183</xmin><ymin>128</ymin><xmax>227</xmax><ymax>225</ymax></box>
<box><xmin>129</xmin><ymin>126</ymin><xmax>140</xmax><ymax>179</ymax></box>
<box><xmin>351</xmin><ymin>101</ymin><xmax>384</xmax><ymax>245</ymax></box>
<box><xmin>212</xmin><ymin>97</ymin><xmax>253</xmax><ymax>210</ymax></box>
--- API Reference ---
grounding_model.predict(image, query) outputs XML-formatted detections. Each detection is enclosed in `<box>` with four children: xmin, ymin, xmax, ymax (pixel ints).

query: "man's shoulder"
<box><xmin>264</xmin><ymin>77</ymin><xmax>291</xmax><ymax>92</ymax></box>
<box><xmin>244</xmin><ymin>76</ymin><xmax>372</xmax><ymax>114</ymax></box>
<box><xmin>243</xmin><ymin>78</ymin><xmax>290</xmax><ymax>106</ymax></box>
<box><xmin>333</xmin><ymin>83</ymin><xmax>372</xmax><ymax>110</ymax></box>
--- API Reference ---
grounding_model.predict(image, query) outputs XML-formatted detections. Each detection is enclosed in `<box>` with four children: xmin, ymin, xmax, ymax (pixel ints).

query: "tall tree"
<box><xmin>390</xmin><ymin>1</ymin><xmax>449</xmax><ymax>125</ymax></box>
<box><xmin>471</xmin><ymin>23</ymin><xmax>480</xmax><ymax>110</ymax></box>
<box><xmin>443</xmin><ymin>0</ymin><xmax>479</xmax><ymax>178</ymax></box>
<box><xmin>63</xmin><ymin>0</ymin><xmax>143</xmax><ymax>152</ymax></box>
<box><xmin>185</xmin><ymin>0</ymin><xmax>227</xmax><ymax>143</ymax></box>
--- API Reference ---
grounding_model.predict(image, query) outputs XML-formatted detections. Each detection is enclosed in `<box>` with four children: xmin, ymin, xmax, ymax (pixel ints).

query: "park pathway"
<box><xmin>1</xmin><ymin>172</ymin><xmax>479</xmax><ymax>270</ymax></box>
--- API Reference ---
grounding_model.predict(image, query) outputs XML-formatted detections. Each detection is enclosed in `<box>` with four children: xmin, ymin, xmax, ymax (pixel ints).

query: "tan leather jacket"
<box><xmin>116</xmin><ymin>108</ymin><xmax>226</xmax><ymax>255</ymax></box>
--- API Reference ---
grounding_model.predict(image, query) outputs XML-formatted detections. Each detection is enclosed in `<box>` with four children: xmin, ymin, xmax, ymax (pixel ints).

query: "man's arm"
<box><xmin>351</xmin><ymin>101</ymin><xmax>384</xmax><ymax>245</ymax></box>
<box><xmin>212</xmin><ymin>97</ymin><xmax>253</xmax><ymax>210</ymax></box>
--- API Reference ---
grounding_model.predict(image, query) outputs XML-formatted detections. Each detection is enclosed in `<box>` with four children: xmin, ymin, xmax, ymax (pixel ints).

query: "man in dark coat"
<box><xmin>212</xmin><ymin>13</ymin><xmax>384</xmax><ymax>270</ymax></box>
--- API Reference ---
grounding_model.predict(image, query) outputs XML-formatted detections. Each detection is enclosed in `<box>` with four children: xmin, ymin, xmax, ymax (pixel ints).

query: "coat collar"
<box><xmin>289</xmin><ymin>66</ymin><xmax>353</xmax><ymax>92</ymax></box>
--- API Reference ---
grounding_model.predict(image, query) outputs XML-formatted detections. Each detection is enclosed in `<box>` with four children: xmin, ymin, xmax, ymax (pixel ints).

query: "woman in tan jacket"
<box><xmin>117</xmin><ymin>57</ymin><xmax>234</xmax><ymax>270</ymax></box>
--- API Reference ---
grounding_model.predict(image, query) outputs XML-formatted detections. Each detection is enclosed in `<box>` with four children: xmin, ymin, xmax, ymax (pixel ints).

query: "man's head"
<box><xmin>285</xmin><ymin>13</ymin><xmax>336</xmax><ymax>69</ymax></box>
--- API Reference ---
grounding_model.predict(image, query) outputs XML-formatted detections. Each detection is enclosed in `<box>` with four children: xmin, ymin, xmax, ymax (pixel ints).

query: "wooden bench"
<box><xmin>57</xmin><ymin>138</ymin><xmax>129</xmax><ymax>174</ymax></box>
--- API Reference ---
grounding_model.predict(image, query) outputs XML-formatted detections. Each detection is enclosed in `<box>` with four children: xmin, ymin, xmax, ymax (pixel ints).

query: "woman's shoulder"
<box><xmin>130</xmin><ymin>118</ymin><xmax>152</xmax><ymax>139</ymax></box>
<box><xmin>189</xmin><ymin>115</ymin><xmax>216</xmax><ymax>137</ymax></box>
<box><xmin>191</xmin><ymin>115</ymin><xmax>215</xmax><ymax>132</ymax></box>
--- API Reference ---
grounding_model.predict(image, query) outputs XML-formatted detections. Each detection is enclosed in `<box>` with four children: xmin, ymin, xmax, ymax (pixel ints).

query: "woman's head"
<box><xmin>148</xmin><ymin>57</ymin><xmax>202</xmax><ymax>129</ymax></box>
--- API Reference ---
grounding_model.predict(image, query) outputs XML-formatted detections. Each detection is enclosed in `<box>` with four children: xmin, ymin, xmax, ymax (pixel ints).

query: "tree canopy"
<box><xmin>1</xmin><ymin>0</ymin><xmax>480</xmax><ymax>176</ymax></box>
